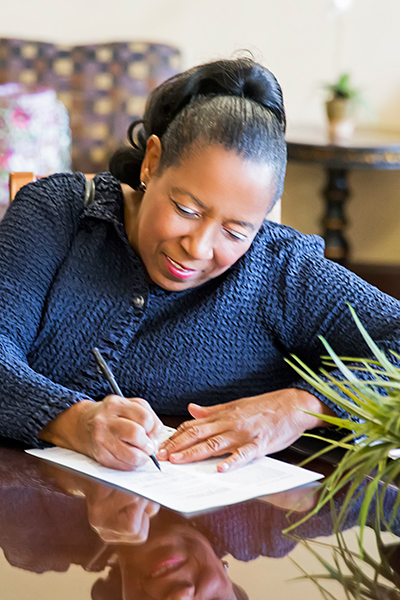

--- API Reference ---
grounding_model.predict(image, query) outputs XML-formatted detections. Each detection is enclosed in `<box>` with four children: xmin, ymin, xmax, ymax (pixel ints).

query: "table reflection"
<box><xmin>0</xmin><ymin>445</ymin><xmax>399</xmax><ymax>600</ymax></box>
<box><xmin>294</xmin><ymin>524</ymin><xmax>400</xmax><ymax>599</ymax></box>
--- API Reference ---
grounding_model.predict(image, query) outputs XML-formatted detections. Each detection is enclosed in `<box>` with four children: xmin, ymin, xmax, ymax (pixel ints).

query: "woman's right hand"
<box><xmin>39</xmin><ymin>396</ymin><xmax>163</xmax><ymax>471</ymax></box>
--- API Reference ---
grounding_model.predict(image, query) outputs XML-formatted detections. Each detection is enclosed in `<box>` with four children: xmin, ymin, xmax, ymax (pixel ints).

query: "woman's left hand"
<box><xmin>157</xmin><ymin>389</ymin><xmax>333</xmax><ymax>472</ymax></box>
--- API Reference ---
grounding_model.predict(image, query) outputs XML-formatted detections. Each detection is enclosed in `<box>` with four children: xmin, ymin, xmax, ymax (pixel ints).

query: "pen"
<box><xmin>92</xmin><ymin>347</ymin><xmax>161</xmax><ymax>471</ymax></box>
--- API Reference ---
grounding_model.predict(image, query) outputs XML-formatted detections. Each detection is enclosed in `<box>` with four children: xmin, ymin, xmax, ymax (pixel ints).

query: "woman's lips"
<box><xmin>150</xmin><ymin>555</ymin><xmax>187</xmax><ymax>579</ymax></box>
<box><xmin>164</xmin><ymin>255</ymin><xmax>199</xmax><ymax>280</ymax></box>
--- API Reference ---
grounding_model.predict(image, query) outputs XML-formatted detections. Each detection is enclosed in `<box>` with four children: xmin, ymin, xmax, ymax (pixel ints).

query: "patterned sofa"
<box><xmin>0</xmin><ymin>38</ymin><xmax>181</xmax><ymax>173</ymax></box>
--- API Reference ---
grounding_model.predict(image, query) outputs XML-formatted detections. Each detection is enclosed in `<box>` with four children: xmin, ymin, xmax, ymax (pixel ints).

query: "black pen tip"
<box><xmin>151</xmin><ymin>454</ymin><xmax>162</xmax><ymax>471</ymax></box>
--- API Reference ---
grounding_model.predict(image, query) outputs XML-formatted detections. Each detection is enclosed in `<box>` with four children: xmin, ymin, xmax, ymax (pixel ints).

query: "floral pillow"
<box><xmin>0</xmin><ymin>83</ymin><xmax>71</xmax><ymax>205</ymax></box>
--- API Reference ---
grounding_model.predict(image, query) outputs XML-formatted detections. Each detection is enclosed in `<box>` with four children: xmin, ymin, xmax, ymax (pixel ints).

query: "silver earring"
<box><xmin>222</xmin><ymin>560</ymin><xmax>229</xmax><ymax>570</ymax></box>
<box><xmin>138</xmin><ymin>181</ymin><xmax>147</xmax><ymax>193</ymax></box>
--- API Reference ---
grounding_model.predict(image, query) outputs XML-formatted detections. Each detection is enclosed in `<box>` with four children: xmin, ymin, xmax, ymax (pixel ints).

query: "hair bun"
<box><xmin>189</xmin><ymin>58</ymin><xmax>286</xmax><ymax>131</ymax></box>
<box><xmin>144</xmin><ymin>57</ymin><xmax>285</xmax><ymax>142</ymax></box>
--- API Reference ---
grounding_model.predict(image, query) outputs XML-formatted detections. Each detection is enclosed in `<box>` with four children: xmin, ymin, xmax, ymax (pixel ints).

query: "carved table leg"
<box><xmin>322</xmin><ymin>168</ymin><xmax>350</xmax><ymax>265</ymax></box>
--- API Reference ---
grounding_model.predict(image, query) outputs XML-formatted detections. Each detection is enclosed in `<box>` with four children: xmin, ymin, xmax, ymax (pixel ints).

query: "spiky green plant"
<box><xmin>284</xmin><ymin>304</ymin><xmax>400</xmax><ymax>542</ymax></box>
<box><xmin>292</xmin><ymin>527</ymin><xmax>400</xmax><ymax>600</ymax></box>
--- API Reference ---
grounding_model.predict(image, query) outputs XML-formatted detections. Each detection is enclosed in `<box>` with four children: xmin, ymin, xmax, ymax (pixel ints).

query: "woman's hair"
<box><xmin>110</xmin><ymin>57</ymin><xmax>287</xmax><ymax>206</ymax></box>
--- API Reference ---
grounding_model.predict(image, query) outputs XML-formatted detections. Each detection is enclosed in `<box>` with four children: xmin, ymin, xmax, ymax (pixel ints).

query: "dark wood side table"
<box><xmin>286</xmin><ymin>126</ymin><xmax>400</xmax><ymax>265</ymax></box>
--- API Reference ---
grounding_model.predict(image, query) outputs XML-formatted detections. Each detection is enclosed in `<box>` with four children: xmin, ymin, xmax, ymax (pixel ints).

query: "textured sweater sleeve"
<box><xmin>0</xmin><ymin>173</ymin><xmax>93</xmax><ymax>446</ymax></box>
<box><xmin>270</xmin><ymin>231</ymin><xmax>400</xmax><ymax>418</ymax></box>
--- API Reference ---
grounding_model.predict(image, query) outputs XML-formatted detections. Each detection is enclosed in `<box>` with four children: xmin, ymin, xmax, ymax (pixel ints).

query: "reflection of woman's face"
<box><xmin>118</xmin><ymin>523</ymin><xmax>235</xmax><ymax>600</ymax></box>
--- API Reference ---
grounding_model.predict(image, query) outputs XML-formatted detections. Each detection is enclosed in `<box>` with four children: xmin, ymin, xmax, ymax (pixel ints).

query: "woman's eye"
<box><xmin>173</xmin><ymin>201</ymin><xmax>199</xmax><ymax>217</ymax></box>
<box><xmin>224</xmin><ymin>229</ymin><xmax>247</xmax><ymax>242</ymax></box>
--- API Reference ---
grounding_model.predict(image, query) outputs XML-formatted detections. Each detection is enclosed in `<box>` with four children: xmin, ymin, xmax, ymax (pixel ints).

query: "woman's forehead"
<box><xmin>161</xmin><ymin>145</ymin><xmax>277</xmax><ymax>216</ymax></box>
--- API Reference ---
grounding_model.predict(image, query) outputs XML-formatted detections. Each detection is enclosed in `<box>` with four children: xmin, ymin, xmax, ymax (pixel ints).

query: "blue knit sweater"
<box><xmin>0</xmin><ymin>171</ymin><xmax>399</xmax><ymax>447</ymax></box>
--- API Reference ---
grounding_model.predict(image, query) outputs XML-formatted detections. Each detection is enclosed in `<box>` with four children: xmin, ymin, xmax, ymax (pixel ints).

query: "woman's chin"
<box><xmin>150</xmin><ymin>270</ymin><xmax>204</xmax><ymax>292</ymax></box>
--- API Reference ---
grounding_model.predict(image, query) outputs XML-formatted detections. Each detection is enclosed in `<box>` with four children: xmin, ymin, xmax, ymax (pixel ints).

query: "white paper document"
<box><xmin>26</xmin><ymin>428</ymin><xmax>323</xmax><ymax>514</ymax></box>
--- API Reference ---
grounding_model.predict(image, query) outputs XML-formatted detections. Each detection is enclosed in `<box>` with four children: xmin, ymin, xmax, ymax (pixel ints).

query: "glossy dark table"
<box><xmin>0</xmin><ymin>436</ymin><xmax>399</xmax><ymax>600</ymax></box>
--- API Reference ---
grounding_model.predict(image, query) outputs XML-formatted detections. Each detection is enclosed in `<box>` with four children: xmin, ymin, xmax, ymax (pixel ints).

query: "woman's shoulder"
<box><xmin>257</xmin><ymin>221</ymin><xmax>325</xmax><ymax>254</ymax></box>
<box><xmin>14</xmin><ymin>171</ymin><xmax>87</xmax><ymax>202</ymax></box>
<box><xmin>9</xmin><ymin>171</ymin><xmax>89</xmax><ymax>223</ymax></box>
<box><xmin>0</xmin><ymin>172</ymin><xmax>99</xmax><ymax>248</ymax></box>
<box><xmin>8</xmin><ymin>170</ymin><xmax>123</xmax><ymax>228</ymax></box>
<box><xmin>244</xmin><ymin>221</ymin><xmax>326</xmax><ymax>275</ymax></box>
<box><xmin>219</xmin><ymin>222</ymin><xmax>327</xmax><ymax>305</ymax></box>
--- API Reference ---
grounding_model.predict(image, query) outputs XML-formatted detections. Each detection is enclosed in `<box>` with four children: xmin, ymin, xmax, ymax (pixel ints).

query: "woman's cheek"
<box><xmin>160</xmin><ymin>210</ymin><xmax>193</xmax><ymax>240</ymax></box>
<box><xmin>214</xmin><ymin>245</ymin><xmax>245</xmax><ymax>271</ymax></box>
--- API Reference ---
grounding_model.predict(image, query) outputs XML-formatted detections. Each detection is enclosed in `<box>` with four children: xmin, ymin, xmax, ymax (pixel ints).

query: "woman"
<box><xmin>1</xmin><ymin>58</ymin><xmax>399</xmax><ymax>472</ymax></box>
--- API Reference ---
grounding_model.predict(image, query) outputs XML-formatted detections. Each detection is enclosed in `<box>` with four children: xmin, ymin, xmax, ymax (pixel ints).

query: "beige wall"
<box><xmin>2</xmin><ymin>0</ymin><xmax>400</xmax><ymax>263</ymax></box>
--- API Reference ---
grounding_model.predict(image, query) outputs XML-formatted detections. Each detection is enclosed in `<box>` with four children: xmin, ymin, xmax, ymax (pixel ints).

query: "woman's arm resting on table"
<box><xmin>157</xmin><ymin>389</ymin><xmax>334</xmax><ymax>472</ymax></box>
<box><xmin>39</xmin><ymin>396</ymin><xmax>163</xmax><ymax>471</ymax></box>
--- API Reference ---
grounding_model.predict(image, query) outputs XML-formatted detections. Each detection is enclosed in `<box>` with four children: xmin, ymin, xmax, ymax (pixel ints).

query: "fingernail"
<box><xmin>157</xmin><ymin>448</ymin><xmax>168</xmax><ymax>458</ymax></box>
<box><xmin>171</xmin><ymin>453</ymin><xmax>183</xmax><ymax>461</ymax></box>
<box><xmin>220</xmin><ymin>462</ymin><xmax>230</xmax><ymax>471</ymax></box>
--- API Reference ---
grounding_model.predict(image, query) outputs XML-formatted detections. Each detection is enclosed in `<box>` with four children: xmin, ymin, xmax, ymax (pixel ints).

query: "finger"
<box><xmin>104</xmin><ymin>497</ymin><xmax>150</xmax><ymax>544</ymax></box>
<box><xmin>110</xmin><ymin>417</ymin><xmax>156</xmax><ymax>455</ymax></box>
<box><xmin>158</xmin><ymin>419</ymin><xmax>228</xmax><ymax>458</ymax></box>
<box><xmin>131</xmin><ymin>510</ymin><xmax>150</xmax><ymax>544</ymax></box>
<box><xmin>263</xmin><ymin>488</ymin><xmax>319</xmax><ymax>513</ymax></box>
<box><xmin>131</xmin><ymin>397</ymin><xmax>152</xmax><ymax>409</ymax></box>
<box><xmin>87</xmin><ymin>490</ymin><xmax>127</xmax><ymax>527</ymax></box>
<box><xmin>94</xmin><ymin>439</ymin><xmax>150</xmax><ymax>471</ymax></box>
<box><xmin>217</xmin><ymin>442</ymin><xmax>259</xmax><ymax>473</ymax></box>
<box><xmin>129</xmin><ymin>398</ymin><xmax>163</xmax><ymax>433</ymax></box>
<box><xmin>107</xmin><ymin>396</ymin><xmax>158</xmax><ymax>434</ymax></box>
<box><xmin>149</xmin><ymin>417</ymin><xmax>164</xmax><ymax>449</ymax></box>
<box><xmin>188</xmin><ymin>402</ymin><xmax>226</xmax><ymax>417</ymax></box>
<box><xmin>188</xmin><ymin>400</ymin><xmax>237</xmax><ymax>419</ymax></box>
<box><xmin>144</xmin><ymin>501</ymin><xmax>160</xmax><ymax>518</ymax></box>
<box><xmin>94</xmin><ymin>498</ymin><xmax>149</xmax><ymax>544</ymax></box>
<box><xmin>91</xmin><ymin>446</ymin><xmax>137</xmax><ymax>471</ymax></box>
<box><xmin>125</xmin><ymin>496</ymin><xmax>150</xmax><ymax>536</ymax></box>
<box><xmin>168</xmin><ymin>433</ymin><xmax>234</xmax><ymax>464</ymax></box>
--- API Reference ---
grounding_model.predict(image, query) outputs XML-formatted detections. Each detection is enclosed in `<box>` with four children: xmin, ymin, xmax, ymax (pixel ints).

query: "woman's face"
<box><xmin>124</xmin><ymin>139</ymin><xmax>277</xmax><ymax>292</ymax></box>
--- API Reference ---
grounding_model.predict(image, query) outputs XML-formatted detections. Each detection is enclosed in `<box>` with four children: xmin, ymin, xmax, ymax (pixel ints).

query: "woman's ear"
<box><xmin>140</xmin><ymin>135</ymin><xmax>162</xmax><ymax>183</ymax></box>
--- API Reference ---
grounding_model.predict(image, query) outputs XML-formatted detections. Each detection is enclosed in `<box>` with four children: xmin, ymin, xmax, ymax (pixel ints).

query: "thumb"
<box><xmin>188</xmin><ymin>403</ymin><xmax>223</xmax><ymax>418</ymax></box>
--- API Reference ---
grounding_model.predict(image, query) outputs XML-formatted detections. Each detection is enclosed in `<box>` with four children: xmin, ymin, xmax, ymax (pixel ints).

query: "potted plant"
<box><xmin>324</xmin><ymin>73</ymin><xmax>360</xmax><ymax>143</ymax></box>
<box><xmin>285</xmin><ymin>304</ymin><xmax>400</xmax><ymax>542</ymax></box>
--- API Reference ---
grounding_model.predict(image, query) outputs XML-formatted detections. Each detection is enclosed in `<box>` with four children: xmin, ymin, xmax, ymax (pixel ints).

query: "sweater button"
<box><xmin>133</xmin><ymin>295</ymin><xmax>145</xmax><ymax>309</ymax></box>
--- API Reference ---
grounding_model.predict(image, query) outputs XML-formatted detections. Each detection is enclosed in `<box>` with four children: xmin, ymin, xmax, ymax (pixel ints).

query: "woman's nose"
<box><xmin>181</xmin><ymin>224</ymin><xmax>215</xmax><ymax>261</ymax></box>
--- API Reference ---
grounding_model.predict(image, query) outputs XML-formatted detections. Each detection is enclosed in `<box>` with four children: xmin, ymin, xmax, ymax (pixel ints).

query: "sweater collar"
<box><xmin>81</xmin><ymin>171</ymin><xmax>125</xmax><ymax>226</ymax></box>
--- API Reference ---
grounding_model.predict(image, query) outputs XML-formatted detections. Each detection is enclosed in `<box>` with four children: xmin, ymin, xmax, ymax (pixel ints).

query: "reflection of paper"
<box><xmin>357</xmin><ymin>439</ymin><xmax>400</xmax><ymax>460</ymax></box>
<box><xmin>26</xmin><ymin>426</ymin><xmax>323</xmax><ymax>514</ymax></box>
<box><xmin>389</xmin><ymin>448</ymin><xmax>400</xmax><ymax>459</ymax></box>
